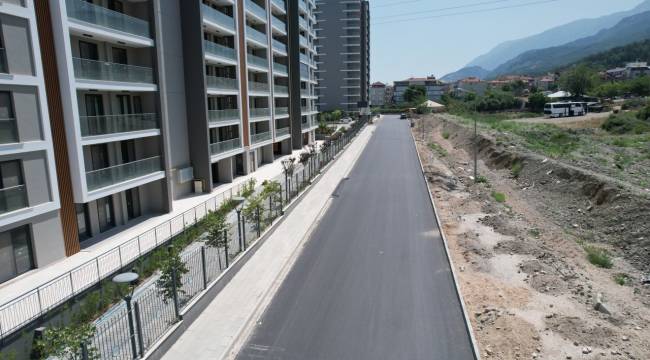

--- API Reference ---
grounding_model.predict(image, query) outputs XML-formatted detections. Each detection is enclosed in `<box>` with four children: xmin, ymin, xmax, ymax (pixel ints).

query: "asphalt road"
<box><xmin>237</xmin><ymin>116</ymin><xmax>476</xmax><ymax>360</ymax></box>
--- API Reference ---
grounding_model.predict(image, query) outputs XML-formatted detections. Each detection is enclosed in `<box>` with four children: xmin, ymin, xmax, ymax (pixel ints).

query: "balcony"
<box><xmin>245</xmin><ymin>0</ymin><xmax>267</xmax><ymax>21</ymax></box>
<box><xmin>275</xmin><ymin>107</ymin><xmax>289</xmax><ymax>116</ymax></box>
<box><xmin>249</xmin><ymin>107</ymin><xmax>270</xmax><ymax>118</ymax></box>
<box><xmin>210</xmin><ymin>138</ymin><xmax>240</xmax><ymax>155</ymax></box>
<box><xmin>202</xmin><ymin>4</ymin><xmax>235</xmax><ymax>32</ymax></box>
<box><xmin>246</xmin><ymin>26</ymin><xmax>268</xmax><ymax>45</ymax></box>
<box><xmin>206</xmin><ymin>76</ymin><xmax>238</xmax><ymax>91</ymax></box>
<box><xmin>247</xmin><ymin>54</ymin><xmax>268</xmax><ymax>69</ymax></box>
<box><xmin>204</xmin><ymin>40</ymin><xmax>236</xmax><ymax>62</ymax></box>
<box><xmin>0</xmin><ymin>48</ymin><xmax>7</xmax><ymax>73</ymax></box>
<box><xmin>66</xmin><ymin>0</ymin><xmax>150</xmax><ymax>39</ymax></box>
<box><xmin>299</xmin><ymin>16</ymin><xmax>308</xmax><ymax>30</ymax></box>
<box><xmin>299</xmin><ymin>35</ymin><xmax>308</xmax><ymax>47</ymax></box>
<box><xmin>86</xmin><ymin>156</ymin><xmax>162</xmax><ymax>191</ymax></box>
<box><xmin>73</xmin><ymin>57</ymin><xmax>154</xmax><ymax>84</ymax></box>
<box><xmin>274</xmin><ymin>84</ymin><xmax>288</xmax><ymax>95</ymax></box>
<box><xmin>0</xmin><ymin>118</ymin><xmax>18</xmax><ymax>144</ymax></box>
<box><xmin>275</xmin><ymin>127</ymin><xmax>290</xmax><ymax>137</ymax></box>
<box><xmin>248</xmin><ymin>81</ymin><xmax>269</xmax><ymax>94</ymax></box>
<box><xmin>299</xmin><ymin>0</ymin><xmax>308</xmax><ymax>12</ymax></box>
<box><xmin>208</xmin><ymin>109</ymin><xmax>240</xmax><ymax>125</ymax></box>
<box><xmin>301</xmin><ymin>120</ymin><xmax>310</xmax><ymax>129</ymax></box>
<box><xmin>79</xmin><ymin>113</ymin><xmax>158</xmax><ymax>137</ymax></box>
<box><xmin>271</xmin><ymin>64</ymin><xmax>286</xmax><ymax>77</ymax></box>
<box><xmin>271</xmin><ymin>16</ymin><xmax>286</xmax><ymax>33</ymax></box>
<box><xmin>271</xmin><ymin>0</ymin><xmax>286</xmax><ymax>12</ymax></box>
<box><xmin>251</xmin><ymin>131</ymin><xmax>271</xmax><ymax>144</ymax></box>
<box><xmin>272</xmin><ymin>39</ymin><xmax>287</xmax><ymax>54</ymax></box>
<box><xmin>0</xmin><ymin>185</ymin><xmax>27</xmax><ymax>215</ymax></box>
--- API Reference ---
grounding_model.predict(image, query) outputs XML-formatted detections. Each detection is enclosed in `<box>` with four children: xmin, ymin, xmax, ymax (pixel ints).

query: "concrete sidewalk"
<box><xmin>160</xmin><ymin>124</ymin><xmax>376</xmax><ymax>360</ymax></box>
<box><xmin>0</xmin><ymin>147</ymin><xmax>310</xmax><ymax>313</ymax></box>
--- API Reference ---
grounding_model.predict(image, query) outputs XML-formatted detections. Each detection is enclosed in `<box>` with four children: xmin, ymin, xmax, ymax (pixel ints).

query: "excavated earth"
<box><xmin>410</xmin><ymin>114</ymin><xmax>650</xmax><ymax>360</ymax></box>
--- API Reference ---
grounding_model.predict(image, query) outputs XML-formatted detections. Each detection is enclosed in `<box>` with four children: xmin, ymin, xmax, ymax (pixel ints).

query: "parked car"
<box><xmin>400</xmin><ymin>113</ymin><xmax>407</xmax><ymax>119</ymax></box>
<box><xmin>340</xmin><ymin>117</ymin><xmax>352</xmax><ymax>123</ymax></box>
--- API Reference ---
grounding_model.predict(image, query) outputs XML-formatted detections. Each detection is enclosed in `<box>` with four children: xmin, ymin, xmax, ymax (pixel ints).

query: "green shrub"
<box><xmin>491</xmin><ymin>191</ymin><xmax>506</xmax><ymax>203</ymax></box>
<box><xmin>511</xmin><ymin>162</ymin><xmax>523</xmax><ymax>178</ymax></box>
<box><xmin>476</xmin><ymin>175</ymin><xmax>489</xmax><ymax>184</ymax></box>
<box><xmin>442</xmin><ymin>131</ymin><xmax>450</xmax><ymax>139</ymax></box>
<box><xmin>428</xmin><ymin>142</ymin><xmax>448</xmax><ymax>157</ymax></box>
<box><xmin>585</xmin><ymin>246</ymin><xmax>613</xmax><ymax>269</ymax></box>
<box><xmin>602</xmin><ymin>113</ymin><xmax>650</xmax><ymax>134</ymax></box>
<box><xmin>613</xmin><ymin>273</ymin><xmax>629</xmax><ymax>285</ymax></box>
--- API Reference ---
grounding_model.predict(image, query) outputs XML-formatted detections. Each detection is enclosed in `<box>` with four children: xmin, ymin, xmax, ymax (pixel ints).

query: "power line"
<box><xmin>373</xmin><ymin>0</ymin><xmax>522</xmax><ymax>19</ymax></box>
<box><xmin>371</xmin><ymin>0</ymin><xmax>427</xmax><ymax>9</ymax></box>
<box><xmin>372</xmin><ymin>0</ymin><xmax>560</xmax><ymax>25</ymax></box>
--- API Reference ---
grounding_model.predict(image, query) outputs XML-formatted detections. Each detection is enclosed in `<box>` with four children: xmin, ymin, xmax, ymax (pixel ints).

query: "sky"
<box><xmin>370</xmin><ymin>0</ymin><xmax>644</xmax><ymax>83</ymax></box>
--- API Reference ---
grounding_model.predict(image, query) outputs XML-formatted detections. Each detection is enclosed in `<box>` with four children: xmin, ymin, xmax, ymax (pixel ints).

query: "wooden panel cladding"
<box><xmin>237</xmin><ymin>0</ymin><xmax>250</xmax><ymax>147</ymax></box>
<box><xmin>34</xmin><ymin>0</ymin><xmax>81</xmax><ymax>256</ymax></box>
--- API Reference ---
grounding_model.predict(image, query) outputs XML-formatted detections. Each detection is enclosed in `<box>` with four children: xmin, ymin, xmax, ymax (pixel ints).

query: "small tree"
<box><xmin>560</xmin><ymin>65</ymin><xmax>597</xmax><ymax>97</ymax></box>
<box><xmin>156</xmin><ymin>247</ymin><xmax>188</xmax><ymax>303</ymax></box>
<box><xmin>205</xmin><ymin>212</ymin><xmax>229</xmax><ymax>249</ymax></box>
<box><xmin>299</xmin><ymin>151</ymin><xmax>310</xmax><ymax>184</ymax></box>
<box><xmin>403</xmin><ymin>85</ymin><xmax>426</xmax><ymax>104</ymax></box>
<box><xmin>243</xmin><ymin>194</ymin><xmax>264</xmax><ymax>234</ymax></box>
<box><xmin>331</xmin><ymin>109</ymin><xmax>343</xmax><ymax>122</ymax></box>
<box><xmin>528</xmin><ymin>92</ymin><xmax>548</xmax><ymax>113</ymax></box>
<box><xmin>34</xmin><ymin>324</ymin><xmax>98</xmax><ymax>360</ymax></box>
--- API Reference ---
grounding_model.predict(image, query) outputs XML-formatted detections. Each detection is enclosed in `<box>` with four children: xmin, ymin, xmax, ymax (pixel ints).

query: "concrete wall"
<box><xmin>0</xmin><ymin>13</ymin><xmax>35</xmax><ymax>76</ymax></box>
<box><xmin>30</xmin><ymin>210</ymin><xmax>66</xmax><ymax>266</ymax></box>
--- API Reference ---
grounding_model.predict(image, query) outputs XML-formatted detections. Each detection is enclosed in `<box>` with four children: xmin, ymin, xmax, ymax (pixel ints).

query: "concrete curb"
<box><xmin>410</xmin><ymin>130</ymin><xmax>482</xmax><ymax>360</ymax></box>
<box><xmin>143</xmin><ymin>124</ymin><xmax>371</xmax><ymax>360</ymax></box>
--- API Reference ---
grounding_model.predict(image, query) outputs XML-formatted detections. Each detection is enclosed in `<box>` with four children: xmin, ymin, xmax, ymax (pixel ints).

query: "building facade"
<box><xmin>369</xmin><ymin>81</ymin><xmax>385</xmax><ymax>107</ymax></box>
<box><xmin>0</xmin><ymin>0</ymin><xmax>319</xmax><ymax>285</ymax></box>
<box><xmin>393</xmin><ymin>76</ymin><xmax>448</xmax><ymax>104</ymax></box>
<box><xmin>313</xmin><ymin>0</ymin><xmax>369</xmax><ymax>113</ymax></box>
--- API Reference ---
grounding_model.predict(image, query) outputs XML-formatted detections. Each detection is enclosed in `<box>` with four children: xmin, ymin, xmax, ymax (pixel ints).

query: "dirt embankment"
<box><xmin>413</xmin><ymin>114</ymin><xmax>650</xmax><ymax>360</ymax></box>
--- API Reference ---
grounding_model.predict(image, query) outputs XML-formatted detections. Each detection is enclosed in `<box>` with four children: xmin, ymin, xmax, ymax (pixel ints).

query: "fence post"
<box><xmin>168</xmin><ymin>246</ymin><xmax>181</xmax><ymax>321</ymax></box>
<box><xmin>256</xmin><ymin>206</ymin><xmax>261</xmax><ymax>237</ymax></box>
<box><xmin>80</xmin><ymin>341</ymin><xmax>89</xmax><ymax>360</ymax></box>
<box><xmin>224</xmin><ymin>230</ymin><xmax>230</xmax><ymax>267</ymax></box>
<box><xmin>242</xmin><ymin>215</ymin><xmax>246</xmax><ymax>249</ymax></box>
<box><xmin>201</xmin><ymin>246</ymin><xmax>208</xmax><ymax>289</ymax></box>
<box><xmin>124</xmin><ymin>295</ymin><xmax>138</xmax><ymax>359</ymax></box>
<box><xmin>133</xmin><ymin>301</ymin><xmax>146</xmax><ymax>357</ymax></box>
<box><xmin>268</xmin><ymin>195</ymin><xmax>273</xmax><ymax>220</ymax></box>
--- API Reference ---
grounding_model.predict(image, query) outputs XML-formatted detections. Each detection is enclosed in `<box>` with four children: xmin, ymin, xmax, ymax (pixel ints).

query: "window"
<box><xmin>0</xmin><ymin>91</ymin><xmax>17</xmax><ymax>143</ymax></box>
<box><xmin>0</xmin><ymin>160</ymin><xmax>26</xmax><ymax>213</ymax></box>
<box><xmin>78</xmin><ymin>41</ymin><xmax>99</xmax><ymax>61</ymax></box>
<box><xmin>96</xmin><ymin>196</ymin><xmax>115</xmax><ymax>233</ymax></box>
<box><xmin>111</xmin><ymin>47</ymin><xmax>128</xmax><ymax>65</ymax></box>
<box><xmin>0</xmin><ymin>225</ymin><xmax>34</xmax><ymax>284</ymax></box>
<box><xmin>76</xmin><ymin>203</ymin><xmax>91</xmax><ymax>242</ymax></box>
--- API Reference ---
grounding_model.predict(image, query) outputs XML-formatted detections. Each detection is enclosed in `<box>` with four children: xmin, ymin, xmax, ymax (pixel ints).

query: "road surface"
<box><xmin>236</xmin><ymin>116</ymin><xmax>475</xmax><ymax>360</ymax></box>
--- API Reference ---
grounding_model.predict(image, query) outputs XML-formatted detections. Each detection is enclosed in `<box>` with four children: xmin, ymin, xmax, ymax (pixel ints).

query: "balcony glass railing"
<box><xmin>245</xmin><ymin>0</ymin><xmax>267</xmax><ymax>21</ymax></box>
<box><xmin>247</xmin><ymin>54</ymin><xmax>268</xmax><ymax>69</ymax></box>
<box><xmin>301</xmin><ymin>121</ymin><xmax>310</xmax><ymax>129</ymax></box>
<box><xmin>204</xmin><ymin>40</ymin><xmax>236</xmax><ymax>61</ymax></box>
<box><xmin>206</xmin><ymin>76</ymin><xmax>238</xmax><ymax>91</ymax></box>
<box><xmin>271</xmin><ymin>16</ymin><xmax>286</xmax><ymax>32</ymax></box>
<box><xmin>248</xmin><ymin>81</ymin><xmax>269</xmax><ymax>93</ymax></box>
<box><xmin>299</xmin><ymin>0</ymin><xmax>308</xmax><ymax>12</ymax></box>
<box><xmin>300</xmin><ymin>53</ymin><xmax>310</xmax><ymax>64</ymax></box>
<box><xmin>0</xmin><ymin>48</ymin><xmax>7</xmax><ymax>73</ymax></box>
<box><xmin>201</xmin><ymin>4</ymin><xmax>235</xmax><ymax>31</ymax></box>
<box><xmin>73</xmin><ymin>57</ymin><xmax>154</xmax><ymax>83</ymax></box>
<box><xmin>0</xmin><ymin>185</ymin><xmax>27</xmax><ymax>215</ymax></box>
<box><xmin>210</xmin><ymin>138</ymin><xmax>240</xmax><ymax>155</ymax></box>
<box><xmin>299</xmin><ymin>16</ymin><xmax>308</xmax><ymax>29</ymax></box>
<box><xmin>251</xmin><ymin>131</ymin><xmax>271</xmax><ymax>144</ymax></box>
<box><xmin>249</xmin><ymin>107</ymin><xmax>270</xmax><ymax>118</ymax></box>
<box><xmin>272</xmin><ymin>39</ymin><xmax>287</xmax><ymax>53</ymax></box>
<box><xmin>275</xmin><ymin>107</ymin><xmax>289</xmax><ymax>116</ymax></box>
<box><xmin>246</xmin><ymin>26</ymin><xmax>268</xmax><ymax>45</ymax></box>
<box><xmin>80</xmin><ymin>113</ymin><xmax>158</xmax><ymax>137</ymax></box>
<box><xmin>274</xmin><ymin>84</ymin><xmax>288</xmax><ymax>95</ymax></box>
<box><xmin>299</xmin><ymin>35</ymin><xmax>308</xmax><ymax>47</ymax></box>
<box><xmin>208</xmin><ymin>109</ymin><xmax>240</xmax><ymax>124</ymax></box>
<box><xmin>272</xmin><ymin>0</ymin><xmax>286</xmax><ymax>11</ymax></box>
<box><xmin>275</xmin><ymin>127</ymin><xmax>290</xmax><ymax>137</ymax></box>
<box><xmin>273</xmin><ymin>62</ymin><xmax>287</xmax><ymax>74</ymax></box>
<box><xmin>66</xmin><ymin>0</ymin><xmax>150</xmax><ymax>38</ymax></box>
<box><xmin>0</xmin><ymin>118</ymin><xmax>18</xmax><ymax>144</ymax></box>
<box><xmin>86</xmin><ymin>156</ymin><xmax>162</xmax><ymax>191</ymax></box>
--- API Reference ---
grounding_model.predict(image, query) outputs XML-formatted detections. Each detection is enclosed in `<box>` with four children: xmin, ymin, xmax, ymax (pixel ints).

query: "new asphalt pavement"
<box><xmin>236</xmin><ymin>115</ymin><xmax>476</xmax><ymax>360</ymax></box>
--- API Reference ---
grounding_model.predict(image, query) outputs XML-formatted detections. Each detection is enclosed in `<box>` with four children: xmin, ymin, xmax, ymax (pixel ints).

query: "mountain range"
<box><xmin>441</xmin><ymin>1</ymin><xmax>650</xmax><ymax>81</ymax></box>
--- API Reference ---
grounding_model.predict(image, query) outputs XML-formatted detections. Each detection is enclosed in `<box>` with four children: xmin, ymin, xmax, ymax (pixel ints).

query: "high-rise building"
<box><xmin>0</xmin><ymin>0</ymin><xmax>319</xmax><ymax>285</ymax></box>
<box><xmin>313</xmin><ymin>0</ymin><xmax>369</xmax><ymax>113</ymax></box>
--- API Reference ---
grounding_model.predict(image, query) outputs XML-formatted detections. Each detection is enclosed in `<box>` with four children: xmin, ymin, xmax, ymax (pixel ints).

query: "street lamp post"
<box><xmin>112</xmin><ymin>272</ymin><xmax>139</xmax><ymax>359</ymax></box>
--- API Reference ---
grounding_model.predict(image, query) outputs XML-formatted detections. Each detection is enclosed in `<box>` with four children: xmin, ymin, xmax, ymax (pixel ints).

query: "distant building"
<box><xmin>535</xmin><ymin>75</ymin><xmax>557</xmax><ymax>91</ymax></box>
<box><xmin>370</xmin><ymin>82</ymin><xmax>386</xmax><ymax>106</ymax></box>
<box><xmin>605</xmin><ymin>62</ymin><xmax>650</xmax><ymax>80</ymax></box>
<box><xmin>452</xmin><ymin>77</ymin><xmax>488</xmax><ymax>97</ymax></box>
<box><xmin>393</xmin><ymin>76</ymin><xmax>449</xmax><ymax>103</ymax></box>
<box><xmin>384</xmin><ymin>85</ymin><xmax>394</xmax><ymax>105</ymax></box>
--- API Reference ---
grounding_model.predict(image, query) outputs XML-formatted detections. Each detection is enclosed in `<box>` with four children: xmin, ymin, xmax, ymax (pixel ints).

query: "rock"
<box><xmin>622</xmin><ymin>335</ymin><xmax>629</xmax><ymax>341</ymax></box>
<box><xmin>582</xmin><ymin>347</ymin><xmax>592</xmax><ymax>354</ymax></box>
<box><xmin>611</xmin><ymin>350</ymin><xmax>621</xmax><ymax>355</ymax></box>
<box><xmin>594</xmin><ymin>294</ymin><xmax>612</xmax><ymax>316</ymax></box>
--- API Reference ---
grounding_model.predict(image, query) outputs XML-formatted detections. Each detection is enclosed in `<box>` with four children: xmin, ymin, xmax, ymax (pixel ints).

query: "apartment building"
<box><xmin>0</xmin><ymin>0</ymin><xmax>64</xmax><ymax>284</ymax></box>
<box><xmin>369</xmin><ymin>81</ymin><xmax>385</xmax><ymax>107</ymax></box>
<box><xmin>393</xmin><ymin>76</ymin><xmax>449</xmax><ymax>103</ymax></box>
<box><xmin>314</xmin><ymin>0</ymin><xmax>369</xmax><ymax>113</ymax></box>
<box><xmin>0</xmin><ymin>0</ymin><xmax>318</xmax><ymax>285</ymax></box>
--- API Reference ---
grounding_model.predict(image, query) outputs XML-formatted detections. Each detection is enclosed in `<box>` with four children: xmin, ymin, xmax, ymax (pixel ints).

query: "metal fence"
<box><xmin>7</xmin><ymin>119</ymin><xmax>368</xmax><ymax>357</ymax></box>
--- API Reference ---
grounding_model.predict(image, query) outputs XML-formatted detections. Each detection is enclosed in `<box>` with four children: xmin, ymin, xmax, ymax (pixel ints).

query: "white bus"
<box><xmin>544</xmin><ymin>102</ymin><xmax>586</xmax><ymax>118</ymax></box>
